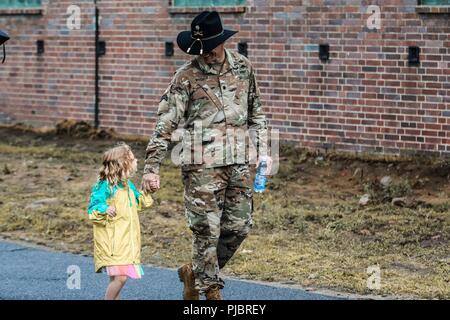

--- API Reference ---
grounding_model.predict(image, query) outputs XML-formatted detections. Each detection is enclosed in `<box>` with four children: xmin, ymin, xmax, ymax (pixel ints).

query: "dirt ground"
<box><xmin>0</xmin><ymin>123</ymin><xmax>449</xmax><ymax>299</ymax></box>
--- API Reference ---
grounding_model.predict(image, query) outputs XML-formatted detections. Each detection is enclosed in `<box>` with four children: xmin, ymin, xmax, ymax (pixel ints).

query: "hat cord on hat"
<box><xmin>186</xmin><ymin>29</ymin><xmax>224</xmax><ymax>55</ymax></box>
<box><xmin>187</xmin><ymin>38</ymin><xmax>204</xmax><ymax>55</ymax></box>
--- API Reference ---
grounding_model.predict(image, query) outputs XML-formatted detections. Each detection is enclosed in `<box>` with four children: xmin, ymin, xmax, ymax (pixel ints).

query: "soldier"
<box><xmin>141</xmin><ymin>11</ymin><xmax>272</xmax><ymax>300</ymax></box>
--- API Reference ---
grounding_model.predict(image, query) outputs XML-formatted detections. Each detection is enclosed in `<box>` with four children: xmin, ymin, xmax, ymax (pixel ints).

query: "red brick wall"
<box><xmin>0</xmin><ymin>0</ymin><xmax>449</xmax><ymax>156</ymax></box>
<box><xmin>0</xmin><ymin>0</ymin><xmax>95</xmax><ymax>127</ymax></box>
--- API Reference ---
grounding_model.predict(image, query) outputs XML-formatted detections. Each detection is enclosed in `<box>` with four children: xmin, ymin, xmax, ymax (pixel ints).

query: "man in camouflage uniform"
<box><xmin>141</xmin><ymin>11</ymin><xmax>272</xmax><ymax>300</ymax></box>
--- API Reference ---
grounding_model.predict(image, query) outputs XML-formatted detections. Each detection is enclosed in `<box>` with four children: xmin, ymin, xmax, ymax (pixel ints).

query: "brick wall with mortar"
<box><xmin>0</xmin><ymin>0</ymin><xmax>449</xmax><ymax>156</ymax></box>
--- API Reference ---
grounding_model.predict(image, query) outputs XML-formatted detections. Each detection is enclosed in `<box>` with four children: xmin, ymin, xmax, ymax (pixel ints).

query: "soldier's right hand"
<box><xmin>141</xmin><ymin>173</ymin><xmax>160</xmax><ymax>193</ymax></box>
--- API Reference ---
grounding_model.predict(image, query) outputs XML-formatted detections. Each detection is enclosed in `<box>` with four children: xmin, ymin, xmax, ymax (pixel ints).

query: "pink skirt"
<box><xmin>103</xmin><ymin>264</ymin><xmax>144</xmax><ymax>279</ymax></box>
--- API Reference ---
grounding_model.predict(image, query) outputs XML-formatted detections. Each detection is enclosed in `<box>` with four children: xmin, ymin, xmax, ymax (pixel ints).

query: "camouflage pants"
<box><xmin>182</xmin><ymin>164</ymin><xmax>253</xmax><ymax>293</ymax></box>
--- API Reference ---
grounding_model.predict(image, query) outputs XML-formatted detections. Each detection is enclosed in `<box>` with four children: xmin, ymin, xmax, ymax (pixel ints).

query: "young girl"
<box><xmin>87</xmin><ymin>143</ymin><xmax>153</xmax><ymax>300</ymax></box>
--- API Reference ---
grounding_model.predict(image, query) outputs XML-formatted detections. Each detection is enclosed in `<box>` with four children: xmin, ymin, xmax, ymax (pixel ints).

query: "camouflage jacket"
<box><xmin>144</xmin><ymin>49</ymin><xmax>268</xmax><ymax>174</ymax></box>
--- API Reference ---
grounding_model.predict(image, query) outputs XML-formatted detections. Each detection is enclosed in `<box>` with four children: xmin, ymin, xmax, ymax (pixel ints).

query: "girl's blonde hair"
<box><xmin>99</xmin><ymin>143</ymin><xmax>136</xmax><ymax>186</ymax></box>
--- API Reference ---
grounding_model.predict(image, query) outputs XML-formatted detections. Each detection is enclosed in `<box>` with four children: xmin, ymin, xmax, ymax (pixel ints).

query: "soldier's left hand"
<box><xmin>141</xmin><ymin>173</ymin><xmax>160</xmax><ymax>193</ymax></box>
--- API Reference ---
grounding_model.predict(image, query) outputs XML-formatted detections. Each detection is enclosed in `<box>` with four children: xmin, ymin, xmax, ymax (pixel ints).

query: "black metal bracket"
<box><xmin>37</xmin><ymin>40</ymin><xmax>45</xmax><ymax>55</ymax></box>
<box><xmin>165</xmin><ymin>41</ymin><xmax>174</xmax><ymax>57</ymax></box>
<box><xmin>408</xmin><ymin>46</ymin><xmax>420</xmax><ymax>66</ymax></box>
<box><xmin>97</xmin><ymin>40</ymin><xmax>106</xmax><ymax>56</ymax></box>
<box><xmin>319</xmin><ymin>44</ymin><xmax>330</xmax><ymax>62</ymax></box>
<box><xmin>238</xmin><ymin>42</ymin><xmax>248</xmax><ymax>57</ymax></box>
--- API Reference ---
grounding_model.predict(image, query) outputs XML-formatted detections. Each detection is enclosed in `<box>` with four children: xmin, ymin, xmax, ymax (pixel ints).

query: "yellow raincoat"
<box><xmin>87</xmin><ymin>179</ymin><xmax>153</xmax><ymax>272</ymax></box>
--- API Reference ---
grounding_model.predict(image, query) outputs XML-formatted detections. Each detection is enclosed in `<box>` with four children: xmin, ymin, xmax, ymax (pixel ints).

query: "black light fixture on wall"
<box><xmin>319</xmin><ymin>44</ymin><xmax>330</xmax><ymax>62</ymax></box>
<box><xmin>165</xmin><ymin>41</ymin><xmax>174</xmax><ymax>57</ymax></box>
<box><xmin>37</xmin><ymin>40</ymin><xmax>44</xmax><ymax>55</ymax></box>
<box><xmin>0</xmin><ymin>30</ymin><xmax>10</xmax><ymax>64</ymax></box>
<box><xmin>408</xmin><ymin>46</ymin><xmax>420</xmax><ymax>66</ymax></box>
<box><xmin>238</xmin><ymin>42</ymin><xmax>248</xmax><ymax>57</ymax></box>
<box><xmin>97</xmin><ymin>40</ymin><xmax>106</xmax><ymax>56</ymax></box>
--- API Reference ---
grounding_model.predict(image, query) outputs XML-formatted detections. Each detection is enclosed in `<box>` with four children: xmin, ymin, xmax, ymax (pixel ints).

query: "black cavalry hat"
<box><xmin>177</xmin><ymin>11</ymin><xmax>237</xmax><ymax>55</ymax></box>
<box><xmin>0</xmin><ymin>30</ymin><xmax>10</xmax><ymax>64</ymax></box>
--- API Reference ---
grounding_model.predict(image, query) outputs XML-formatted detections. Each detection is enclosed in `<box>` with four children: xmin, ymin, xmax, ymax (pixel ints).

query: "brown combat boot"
<box><xmin>177</xmin><ymin>263</ymin><xmax>199</xmax><ymax>300</ymax></box>
<box><xmin>205</xmin><ymin>285</ymin><xmax>222</xmax><ymax>300</ymax></box>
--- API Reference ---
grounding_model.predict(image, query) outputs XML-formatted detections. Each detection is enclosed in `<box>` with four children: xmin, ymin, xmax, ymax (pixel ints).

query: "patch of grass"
<box><xmin>364</xmin><ymin>179</ymin><xmax>414</xmax><ymax>204</ymax></box>
<box><xmin>0</xmin><ymin>144</ymin><xmax>101</xmax><ymax>164</ymax></box>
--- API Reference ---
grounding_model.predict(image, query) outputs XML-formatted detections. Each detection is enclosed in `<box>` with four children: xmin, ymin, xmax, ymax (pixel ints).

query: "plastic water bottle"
<box><xmin>254</xmin><ymin>159</ymin><xmax>268</xmax><ymax>193</ymax></box>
